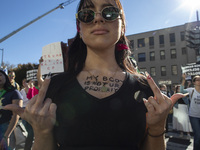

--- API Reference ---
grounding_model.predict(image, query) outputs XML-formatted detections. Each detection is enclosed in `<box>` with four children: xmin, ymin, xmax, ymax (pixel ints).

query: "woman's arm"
<box><xmin>140</xmin><ymin>72</ymin><xmax>187</xmax><ymax>150</ymax></box>
<box><xmin>4</xmin><ymin>99</ymin><xmax>23</xmax><ymax>144</ymax></box>
<box><xmin>4</xmin><ymin>78</ymin><xmax>57</xmax><ymax>150</ymax></box>
<box><xmin>37</xmin><ymin>57</ymin><xmax>44</xmax><ymax>88</ymax></box>
<box><xmin>180</xmin><ymin>74</ymin><xmax>189</xmax><ymax>93</ymax></box>
<box><xmin>32</xmin><ymin>132</ymin><xmax>57</xmax><ymax>150</ymax></box>
<box><xmin>141</xmin><ymin>128</ymin><xmax>165</xmax><ymax>150</ymax></box>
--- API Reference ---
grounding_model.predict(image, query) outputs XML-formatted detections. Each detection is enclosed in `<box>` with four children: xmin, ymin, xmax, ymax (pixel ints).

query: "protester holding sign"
<box><xmin>181</xmin><ymin>74</ymin><xmax>200</xmax><ymax>150</ymax></box>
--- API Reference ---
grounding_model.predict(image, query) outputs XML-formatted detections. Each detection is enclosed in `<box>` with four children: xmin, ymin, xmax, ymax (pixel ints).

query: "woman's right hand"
<box><xmin>182</xmin><ymin>73</ymin><xmax>186</xmax><ymax>80</ymax></box>
<box><xmin>3</xmin><ymin>78</ymin><xmax>57</xmax><ymax>135</ymax></box>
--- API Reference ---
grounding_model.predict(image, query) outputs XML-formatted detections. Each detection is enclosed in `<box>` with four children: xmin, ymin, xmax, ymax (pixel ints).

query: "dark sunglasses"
<box><xmin>9</xmin><ymin>75</ymin><xmax>15</xmax><ymax>77</ymax></box>
<box><xmin>76</xmin><ymin>6</ymin><xmax>122</xmax><ymax>23</ymax></box>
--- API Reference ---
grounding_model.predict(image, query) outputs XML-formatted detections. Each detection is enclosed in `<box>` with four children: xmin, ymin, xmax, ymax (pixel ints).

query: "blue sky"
<box><xmin>0</xmin><ymin>0</ymin><xmax>200</xmax><ymax>66</ymax></box>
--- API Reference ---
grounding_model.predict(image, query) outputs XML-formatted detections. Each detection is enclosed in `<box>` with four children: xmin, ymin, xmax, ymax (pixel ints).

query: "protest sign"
<box><xmin>41</xmin><ymin>42</ymin><xmax>64</xmax><ymax>75</ymax></box>
<box><xmin>181</xmin><ymin>63</ymin><xmax>200</xmax><ymax>76</ymax></box>
<box><xmin>26</xmin><ymin>69</ymin><xmax>38</xmax><ymax>81</ymax></box>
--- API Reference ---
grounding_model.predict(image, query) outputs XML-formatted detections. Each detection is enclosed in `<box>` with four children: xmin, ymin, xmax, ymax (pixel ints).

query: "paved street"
<box><xmin>165</xmin><ymin>124</ymin><xmax>193</xmax><ymax>150</ymax></box>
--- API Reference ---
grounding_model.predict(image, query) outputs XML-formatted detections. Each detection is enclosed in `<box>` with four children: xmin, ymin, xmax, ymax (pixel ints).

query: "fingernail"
<box><xmin>145</xmin><ymin>72</ymin><xmax>151</xmax><ymax>79</ymax></box>
<box><xmin>143</xmin><ymin>98</ymin><xmax>148</xmax><ymax>103</ymax></box>
<box><xmin>46</xmin><ymin>72</ymin><xmax>51</xmax><ymax>79</ymax></box>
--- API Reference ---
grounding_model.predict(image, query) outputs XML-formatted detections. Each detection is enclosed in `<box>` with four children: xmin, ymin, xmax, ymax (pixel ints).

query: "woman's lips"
<box><xmin>91</xmin><ymin>29</ymin><xmax>109</xmax><ymax>35</ymax></box>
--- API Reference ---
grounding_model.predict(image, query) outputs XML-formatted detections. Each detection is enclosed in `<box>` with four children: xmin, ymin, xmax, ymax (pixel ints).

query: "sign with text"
<box><xmin>181</xmin><ymin>63</ymin><xmax>200</xmax><ymax>76</ymax></box>
<box><xmin>26</xmin><ymin>69</ymin><xmax>38</xmax><ymax>81</ymax></box>
<box><xmin>41</xmin><ymin>42</ymin><xmax>64</xmax><ymax>75</ymax></box>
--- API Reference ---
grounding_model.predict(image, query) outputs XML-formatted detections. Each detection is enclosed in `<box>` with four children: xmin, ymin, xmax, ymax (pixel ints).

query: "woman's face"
<box><xmin>0</xmin><ymin>72</ymin><xmax>6</xmax><ymax>87</ymax></box>
<box><xmin>176</xmin><ymin>86</ymin><xmax>180</xmax><ymax>93</ymax></box>
<box><xmin>194</xmin><ymin>76</ymin><xmax>200</xmax><ymax>86</ymax></box>
<box><xmin>79</xmin><ymin>0</ymin><xmax>123</xmax><ymax>51</ymax></box>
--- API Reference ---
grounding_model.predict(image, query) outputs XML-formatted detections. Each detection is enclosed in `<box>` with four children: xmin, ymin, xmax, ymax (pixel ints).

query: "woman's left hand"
<box><xmin>144</xmin><ymin>72</ymin><xmax>188</xmax><ymax>134</ymax></box>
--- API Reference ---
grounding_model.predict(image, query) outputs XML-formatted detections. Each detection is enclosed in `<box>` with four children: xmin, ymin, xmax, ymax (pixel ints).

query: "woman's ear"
<box><xmin>121</xmin><ymin>24</ymin><xmax>125</xmax><ymax>36</ymax></box>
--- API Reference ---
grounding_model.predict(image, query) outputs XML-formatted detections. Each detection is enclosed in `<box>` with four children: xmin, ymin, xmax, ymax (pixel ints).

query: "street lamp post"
<box><xmin>0</xmin><ymin>48</ymin><xmax>4</xmax><ymax>67</ymax></box>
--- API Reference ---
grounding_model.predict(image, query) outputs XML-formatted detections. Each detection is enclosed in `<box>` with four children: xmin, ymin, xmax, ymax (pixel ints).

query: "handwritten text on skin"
<box><xmin>84</xmin><ymin>75</ymin><xmax>123</xmax><ymax>92</ymax></box>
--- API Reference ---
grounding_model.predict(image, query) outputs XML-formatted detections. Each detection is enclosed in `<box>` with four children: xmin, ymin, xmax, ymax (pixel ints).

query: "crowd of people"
<box><xmin>158</xmin><ymin>73</ymin><xmax>200</xmax><ymax>150</ymax></box>
<box><xmin>0</xmin><ymin>0</ymin><xmax>199</xmax><ymax>150</ymax></box>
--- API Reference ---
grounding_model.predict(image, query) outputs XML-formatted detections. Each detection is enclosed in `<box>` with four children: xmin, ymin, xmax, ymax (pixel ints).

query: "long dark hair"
<box><xmin>0</xmin><ymin>70</ymin><xmax>15</xmax><ymax>92</ymax></box>
<box><xmin>67</xmin><ymin>0</ymin><xmax>138</xmax><ymax>76</ymax></box>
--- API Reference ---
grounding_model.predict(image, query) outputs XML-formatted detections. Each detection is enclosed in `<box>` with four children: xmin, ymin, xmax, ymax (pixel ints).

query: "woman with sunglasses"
<box><xmin>0</xmin><ymin>70</ymin><xmax>23</xmax><ymax>150</ymax></box>
<box><xmin>181</xmin><ymin>74</ymin><xmax>200</xmax><ymax>150</ymax></box>
<box><xmin>4</xmin><ymin>0</ymin><xmax>186</xmax><ymax>150</ymax></box>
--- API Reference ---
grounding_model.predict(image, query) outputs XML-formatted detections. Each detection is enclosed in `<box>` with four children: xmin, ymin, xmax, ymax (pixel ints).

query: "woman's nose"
<box><xmin>93</xmin><ymin>12</ymin><xmax>105</xmax><ymax>24</ymax></box>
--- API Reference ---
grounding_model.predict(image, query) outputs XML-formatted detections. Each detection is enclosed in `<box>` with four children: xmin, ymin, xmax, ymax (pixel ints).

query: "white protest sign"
<box><xmin>26</xmin><ymin>69</ymin><xmax>38</xmax><ymax>81</ymax></box>
<box><xmin>41</xmin><ymin>42</ymin><xmax>64</xmax><ymax>75</ymax></box>
<box><xmin>181</xmin><ymin>63</ymin><xmax>200</xmax><ymax>76</ymax></box>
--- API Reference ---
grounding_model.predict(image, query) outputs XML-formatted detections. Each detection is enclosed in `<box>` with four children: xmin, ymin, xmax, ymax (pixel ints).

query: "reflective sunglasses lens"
<box><xmin>102</xmin><ymin>7</ymin><xmax>120</xmax><ymax>21</ymax></box>
<box><xmin>78</xmin><ymin>10</ymin><xmax>94</xmax><ymax>23</ymax></box>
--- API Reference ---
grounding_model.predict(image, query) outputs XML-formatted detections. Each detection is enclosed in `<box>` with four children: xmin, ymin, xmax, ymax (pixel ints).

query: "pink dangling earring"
<box><xmin>76</xmin><ymin>21</ymin><xmax>80</xmax><ymax>32</ymax></box>
<box><xmin>116</xmin><ymin>43</ymin><xmax>129</xmax><ymax>51</ymax></box>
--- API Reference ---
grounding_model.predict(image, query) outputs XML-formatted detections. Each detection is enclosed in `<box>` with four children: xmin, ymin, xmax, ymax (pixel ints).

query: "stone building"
<box><xmin>126</xmin><ymin>21</ymin><xmax>200</xmax><ymax>89</ymax></box>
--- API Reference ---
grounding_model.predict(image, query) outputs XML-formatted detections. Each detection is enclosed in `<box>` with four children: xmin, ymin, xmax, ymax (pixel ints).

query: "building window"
<box><xmin>196</xmin><ymin>49</ymin><xmax>200</xmax><ymax>55</ymax></box>
<box><xmin>138</xmin><ymin>53</ymin><xmax>146</xmax><ymax>62</ymax></box>
<box><xmin>160</xmin><ymin>50</ymin><xmax>165</xmax><ymax>60</ymax></box>
<box><xmin>171</xmin><ymin>49</ymin><xmax>177</xmax><ymax>59</ymax></box>
<box><xmin>139</xmin><ymin>68</ymin><xmax>146</xmax><ymax>74</ymax></box>
<box><xmin>149</xmin><ymin>37</ymin><xmax>154</xmax><ymax>49</ymax></box>
<box><xmin>169</xmin><ymin>33</ymin><xmax>176</xmax><ymax>46</ymax></box>
<box><xmin>159</xmin><ymin>35</ymin><xmax>164</xmax><ymax>47</ymax></box>
<box><xmin>150</xmin><ymin>67</ymin><xmax>156</xmax><ymax>77</ymax></box>
<box><xmin>150</xmin><ymin>51</ymin><xmax>155</xmax><ymax>61</ymax></box>
<box><xmin>182</xmin><ymin>47</ymin><xmax>187</xmax><ymax>55</ymax></box>
<box><xmin>180</xmin><ymin>31</ymin><xmax>185</xmax><ymax>41</ymax></box>
<box><xmin>161</xmin><ymin>66</ymin><xmax>166</xmax><ymax>76</ymax></box>
<box><xmin>171</xmin><ymin>65</ymin><xmax>178</xmax><ymax>75</ymax></box>
<box><xmin>130</xmin><ymin>40</ymin><xmax>134</xmax><ymax>49</ymax></box>
<box><xmin>138</xmin><ymin>38</ymin><xmax>145</xmax><ymax>48</ymax></box>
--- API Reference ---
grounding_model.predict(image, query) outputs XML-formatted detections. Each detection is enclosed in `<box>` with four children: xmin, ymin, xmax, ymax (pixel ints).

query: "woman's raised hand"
<box><xmin>3</xmin><ymin>77</ymin><xmax>57</xmax><ymax>134</ymax></box>
<box><xmin>144</xmin><ymin>72</ymin><xmax>188</xmax><ymax>134</ymax></box>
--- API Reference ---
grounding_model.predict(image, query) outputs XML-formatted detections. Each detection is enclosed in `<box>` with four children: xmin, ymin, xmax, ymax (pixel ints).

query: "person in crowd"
<box><xmin>180</xmin><ymin>74</ymin><xmax>200</xmax><ymax>150</ymax></box>
<box><xmin>20</xmin><ymin>79</ymin><xmax>29</xmax><ymax>108</ymax></box>
<box><xmin>0</xmin><ymin>70</ymin><xmax>23</xmax><ymax>150</ymax></box>
<box><xmin>3</xmin><ymin>0</ymin><xmax>187</xmax><ymax>150</ymax></box>
<box><xmin>8</xmin><ymin>71</ymin><xmax>20</xmax><ymax>91</ymax></box>
<box><xmin>20</xmin><ymin>79</ymin><xmax>34</xmax><ymax>150</ymax></box>
<box><xmin>159</xmin><ymin>84</ymin><xmax>172</xmax><ymax>133</ymax></box>
<box><xmin>173</xmin><ymin>85</ymin><xmax>192</xmax><ymax>138</ymax></box>
<box><xmin>26</xmin><ymin>80</ymin><xmax>39</xmax><ymax>100</ymax></box>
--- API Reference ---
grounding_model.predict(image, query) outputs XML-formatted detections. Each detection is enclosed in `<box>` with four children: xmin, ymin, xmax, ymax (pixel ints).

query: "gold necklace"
<box><xmin>86</xmin><ymin>68</ymin><xmax>118</xmax><ymax>92</ymax></box>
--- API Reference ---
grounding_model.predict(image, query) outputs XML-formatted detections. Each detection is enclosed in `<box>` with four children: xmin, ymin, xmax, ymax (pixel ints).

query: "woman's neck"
<box><xmin>195</xmin><ymin>85</ymin><xmax>200</xmax><ymax>93</ymax></box>
<box><xmin>85</xmin><ymin>47</ymin><xmax>118</xmax><ymax>71</ymax></box>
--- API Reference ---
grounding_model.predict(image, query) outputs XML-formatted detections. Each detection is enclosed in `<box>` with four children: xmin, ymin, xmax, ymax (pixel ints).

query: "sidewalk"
<box><xmin>165</xmin><ymin>123</ymin><xmax>193</xmax><ymax>150</ymax></box>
